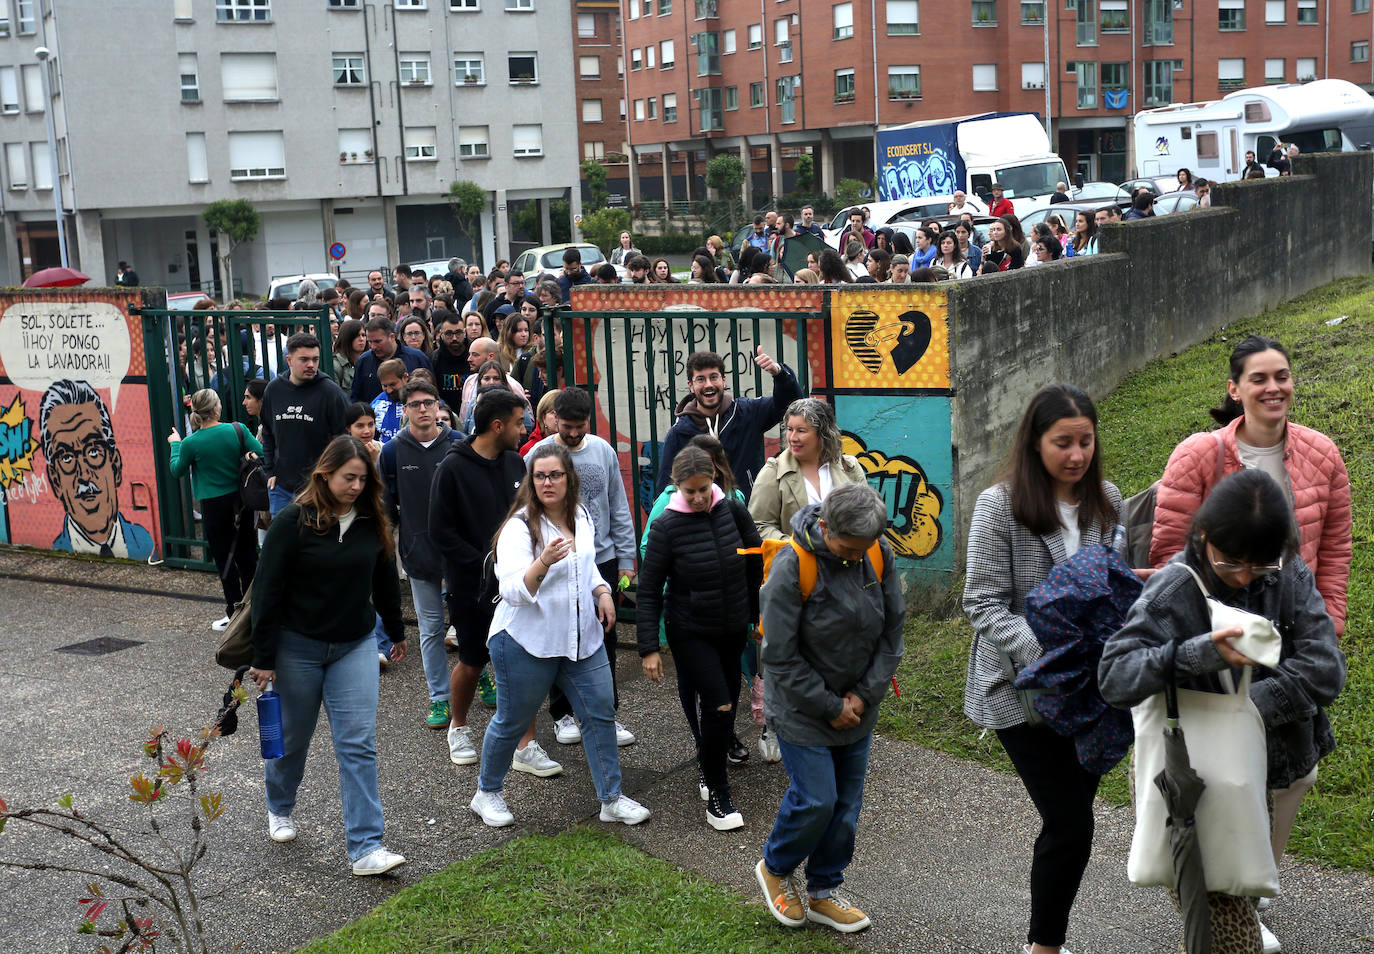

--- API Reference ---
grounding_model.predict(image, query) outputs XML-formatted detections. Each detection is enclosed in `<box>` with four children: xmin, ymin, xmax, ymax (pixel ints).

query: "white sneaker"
<box><xmin>444</xmin><ymin>625</ymin><xmax>458</xmax><ymax>648</ymax></box>
<box><xmin>553</xmin><ymin>715</ymin><xmax>582</xmax><ymax>744</ymax></box>
<box><xmin>447</xmin><ymin>725</ymin><xmax>478</xmax><ymax>765</ymax></box>
<box><xmin>211</xmin><ymin>616</ymin><xmax>231</xmax><ymax>632</ymax></box>
<box><xmin>614</xmin><ymin>721</ymin><xmax>636</xmax><ymax>747</ymax></box>
<box><xmin>470</xmin><ymin>789</ymin><xmax>515</xmax><ymax>827</ymax></box>
<box><xmin>378</xmin><ymin>652</ymin><xmax>390</xmax><ymax>669</ymax></box>
<box><xmin>267</xmin><ymin>811</ymin><xmax>295</xmax><ymax>843</ymax></box>
<box><xmin>352</xmin><ymin>847</ymin><xmax>406</xmax><ymax>876</ymax></box>
<box><xmin>512</xmin><ymin>741</ymin><xmax>563</xmax><ymax>777</ymax></box>
<box><xmin>1260</xmin><ymin>922</ymin><xmax>1282</xmax><ymax>954</ymax></box>
<box><xmin>1257</xmin><ymin>896</ymin><xmax>1274</xmax><ymax>911</ymax></box>
<box><xmin>599</xmin><ymin>795</ymin><xmax>651</xmax><ymax>826</ymax></box>
<box><xmin>1021</xmin><ymin>947</ymin><xmax>1075</xmax><ymax>954</ymax></box>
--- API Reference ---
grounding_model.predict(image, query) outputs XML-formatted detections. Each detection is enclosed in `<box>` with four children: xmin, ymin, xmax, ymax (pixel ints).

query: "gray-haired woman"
<box><xmin>749</xmin><ymin>398</ymin><xmax>865</xmax><ymax>540</ymax></box>
<box><xmin>755</xmin><ymin>483</ymin><xmax>905</xmax><ymax>934</ymax></box>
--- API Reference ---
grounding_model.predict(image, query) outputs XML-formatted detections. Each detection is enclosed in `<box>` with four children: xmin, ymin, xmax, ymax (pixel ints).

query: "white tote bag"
<box><xmin>1127</xmin><ymin>666</ymin><xmax>1279</xmax><ymax>897</ymax></box>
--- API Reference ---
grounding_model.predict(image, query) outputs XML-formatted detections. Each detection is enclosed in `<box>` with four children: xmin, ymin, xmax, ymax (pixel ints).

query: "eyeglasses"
<box><xmin>1207</xmin><ymin>544</ymin><xmax>1284</xmax><ymax>578</ymax></box>
<box><xmin>533</xmin><ymin>470</ymin><xmax>566</xmax><ymax>483</ymax></box>
<box><xmin>51</xmin><ymin>439</ymin><xmax>110</xmax><ymax>475</ymax></box>
<box><xmin>405</xmin><ymin>399</ymin><xmax>438</xmax><ymax>411</ymax></box>
<box><xmin>439</xmin><ymin>330</ymin><xmax>464</xmax><ymax>339</ymax></box>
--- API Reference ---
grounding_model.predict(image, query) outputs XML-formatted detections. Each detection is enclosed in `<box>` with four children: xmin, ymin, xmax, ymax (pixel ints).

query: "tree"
<box><xmin>835</xmin><ymin>178</ymin><xmax>868</xmax><ymax>205</ymax></box>
<box><xmin>794</xmin><ymin>154</ymin><xmax>815</xmax><ymax>194</ymax></box>
<box><xmin>446</xmin><ymin>180</ymin><xmax>487</xmax><ymax>260</ymax></box>
<box><xmin>579</xmin><ymin>208</ymin><xmax>630</xmax><ymax>257</ymax></box>
<box><xmin>706</xmin><ymin>154</ymin><xmax>747</xmax><ymax>230</ymax></box>
<box><xmin>201</xmin><ymin>200</ymin><xmax>259</xmax><ymax>301</ymax></box>
<box><xmin>513</xmin><ymin>198</ymin><xmax>571</xmax><ymax>245</ymax></box>
<box><xmin>580</xmin><ymin>159</ymin><xmax>609</xmax><ymax>213</ymax></box>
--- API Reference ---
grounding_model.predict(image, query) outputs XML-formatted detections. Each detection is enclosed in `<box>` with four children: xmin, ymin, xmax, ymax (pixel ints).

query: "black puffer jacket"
<box><xmin>636</xmin><ymin>491</ymin><xmax>763</xmax><ymax>654</ymax></box>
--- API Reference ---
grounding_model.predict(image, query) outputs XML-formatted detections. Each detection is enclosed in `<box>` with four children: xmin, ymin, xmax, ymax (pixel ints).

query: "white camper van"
<box><xmin>1133</xmin><ymin>79</ymin><xmax>1374</xmax><ymax>183</ymax></box>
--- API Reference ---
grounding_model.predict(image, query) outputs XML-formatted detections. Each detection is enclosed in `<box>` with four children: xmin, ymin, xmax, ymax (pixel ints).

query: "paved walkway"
<box><xmin>1</xmin><ymin>549</ymin><xmax>1370</xmax><ymax>953</ymax></box>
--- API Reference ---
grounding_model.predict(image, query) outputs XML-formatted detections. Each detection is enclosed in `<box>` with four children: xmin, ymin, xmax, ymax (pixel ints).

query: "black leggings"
<box><xmin>201</xmin><ymin>492</ymin><xmax>257</xmax><ymax>617</ymax></box>
<box><xmin>996</xmin><ymin>723</ymin><xmax>1102</xmax><ymax>948</ymax></box>
<box><xmin>550</xmin><ymin>559</ymin><xmax>621</xmax><ymax>719</ymax></box>
<box><xmin>669</xmin><ymin>626</ymin><xmax>746</xmax><ymax>793</ymax></box>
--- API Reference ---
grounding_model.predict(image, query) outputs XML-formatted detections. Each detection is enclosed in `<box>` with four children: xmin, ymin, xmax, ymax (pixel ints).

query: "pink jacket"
<box><xmin>1150</xmin><ymin>416</ymin><xmax>1352</xmax><ymax>634</ymax></box>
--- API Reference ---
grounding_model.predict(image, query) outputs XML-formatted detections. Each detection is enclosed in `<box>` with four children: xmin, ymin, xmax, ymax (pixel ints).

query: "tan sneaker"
<box><xmin>806</xmin><ymin>891</ymin><xmax>872</xmax><ymax>933</ymax></box>
<box><xmin>755</xmin><ymin>859</ymin><xmax>806</xmax><ymax>928</ymax></box>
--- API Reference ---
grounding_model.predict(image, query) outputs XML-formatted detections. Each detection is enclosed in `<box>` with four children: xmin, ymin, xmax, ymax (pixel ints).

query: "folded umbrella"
<box><xmin>1155</xmin><ymin>652</ymin><xmax>1211</xmax><ymax>954</ymax></box>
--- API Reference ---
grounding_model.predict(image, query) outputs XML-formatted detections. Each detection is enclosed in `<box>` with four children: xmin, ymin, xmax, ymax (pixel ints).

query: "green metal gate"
<box><xmin>136</xmin><ymin>306</ymin><xmax>334</xmax><ymax>570</ymax></box>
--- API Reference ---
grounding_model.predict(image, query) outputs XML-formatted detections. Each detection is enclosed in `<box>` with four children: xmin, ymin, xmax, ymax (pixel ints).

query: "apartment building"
<box><xmin>597</xmin><ymin>0</ymin><xmax>1374</xmax><ymax>204</ymax></box>
<box><xmin>0</xmin><ymin>0</ymin><xmax>580</xmax><ymax>291</ymax></box>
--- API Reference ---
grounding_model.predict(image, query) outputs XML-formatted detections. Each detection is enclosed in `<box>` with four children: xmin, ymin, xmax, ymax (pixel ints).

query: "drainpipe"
<box><xmin>388</xmin><ymin>2</ymin><xmax>409</xmax><ymax>195</ymax></box>
<box><xmin>363</xmin><ymin>3</ymin><xmax>383</xmax><ymax>198</ymax></box>
<box><xmin>870</xmin><ymin>0</ymin><xmax>879</xmax><ymax>131</ymax></box>
<box><xmin>1325</xmin><ymin>0</ymin><xmax>1331</xmax><ymax>78</ymax></box>
<box><xmin>1042</xmin><ymin>1</ymin><xmax>1051</xmax><ymax>138</ymax></box>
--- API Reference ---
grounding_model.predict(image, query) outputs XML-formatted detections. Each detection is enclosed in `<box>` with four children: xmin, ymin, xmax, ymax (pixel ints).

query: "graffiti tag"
<box><xmin>0</xmin><ymin>395</ymin><xmax>39</xmax><ymax>489</ymax></box>
<box><xmin>842</xmin><ymin>432</ymin><xmax>943</xmax><ymax>559</ymax></box>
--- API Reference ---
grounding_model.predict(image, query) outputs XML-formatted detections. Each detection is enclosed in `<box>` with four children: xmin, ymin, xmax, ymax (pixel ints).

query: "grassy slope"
<box><xmin>298</xmin><ymin>828</ymin><xmax>851</xmax><ymax>954</ymax></box>
<box><xmin>879</xmin><ymin>273</ymin><xmax>1374</xmax><ymax>872</ymax></box>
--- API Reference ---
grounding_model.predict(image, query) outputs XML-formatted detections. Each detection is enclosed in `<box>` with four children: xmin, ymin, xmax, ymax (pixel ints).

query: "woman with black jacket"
<box><xmin>638</xmin><ymin>446</ymin><xmax>762</xmax><ymax>831</ymax></box>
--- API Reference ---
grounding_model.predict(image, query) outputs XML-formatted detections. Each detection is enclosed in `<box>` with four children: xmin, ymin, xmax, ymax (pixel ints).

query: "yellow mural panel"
<box><xmin>829</xmin><ymin>287</ymin><xmax>950</xmax><ymax>391</ymax></box>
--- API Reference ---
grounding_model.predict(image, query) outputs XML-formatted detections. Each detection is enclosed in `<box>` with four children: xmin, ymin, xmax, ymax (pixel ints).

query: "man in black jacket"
<box><xmin>429</xmin><ymin>390</ymin><xmax>543</xmax><ymax>767</ymax></box>
<box><xmin>261</xmin><ymin>333</ymin><xmax>349</xmax><ymax>516</ymax></box>
<box><xmin>429</xmin><ymin>309</ymin><xmax>467</xmax><ymax>412</ymax></box>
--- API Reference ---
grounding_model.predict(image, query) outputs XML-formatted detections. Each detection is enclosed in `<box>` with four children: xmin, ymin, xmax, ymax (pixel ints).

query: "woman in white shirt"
<box><xmin>468</xmin><ymin>443</ymin><xmax>652</xmax><ymax>830</ymax></box>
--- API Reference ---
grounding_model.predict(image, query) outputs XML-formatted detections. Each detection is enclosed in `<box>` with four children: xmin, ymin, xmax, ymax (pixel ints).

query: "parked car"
<box><xmin>1072</xmin><ymin>181</ymin><xmax>1123</xmax><ymax>202</ymax></box>
<box><xmin>406</xmin><ymin>259</ymin><xmax>458</xmax><ymax>281</ymax></box>
<box><xmin>1018</xmin><ymin>199</ymin><xmax>1131</xmax><ymax>233</ymax></box>
<box><xmin>820</xmin><ymin>195</ymin><xmax>990</xmax><ymax>247</ymax></box>
<box><xmin>1151</xmin><ymin>192</ymin><xmax>1202</xmax><ymax>216</ymax></box>
<box><xmin>167</xmin><ymin>291</ymin><xmax>209</xmax><ymax>311</ymax></box>
<box><xmin>266</xmin><ymin>273</ymin><xmax>338</xmax><ymax>302</ymax></box>
<box><xmin>511</xmin><ymin>243</ymin><xmax>625</xmax><ymax>281</ymax></box>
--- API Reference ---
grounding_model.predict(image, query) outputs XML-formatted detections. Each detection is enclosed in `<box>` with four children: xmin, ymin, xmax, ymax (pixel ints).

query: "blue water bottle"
<box><xmin>257</xmin><ymin>681</ymin><xmax>284</xmax><ymax>760</ymax></box>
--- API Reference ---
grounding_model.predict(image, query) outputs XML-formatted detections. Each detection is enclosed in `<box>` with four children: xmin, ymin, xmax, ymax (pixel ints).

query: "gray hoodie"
<box><xmin>760</xmin><ymin>504</ymin><xmax>906</xmax><ymax>746</ymax></box>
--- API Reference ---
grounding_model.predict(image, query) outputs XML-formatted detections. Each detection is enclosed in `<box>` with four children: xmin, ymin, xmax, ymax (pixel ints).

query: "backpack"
<box><xmin>235</xmin><ymin>423</ymin><xmax>269</xmax><ymax>513</ymax></box>
<box><xmin>1121</xmin><ymin>431</ymin><xmax>1226</xmax><ymax>568</ymax></box>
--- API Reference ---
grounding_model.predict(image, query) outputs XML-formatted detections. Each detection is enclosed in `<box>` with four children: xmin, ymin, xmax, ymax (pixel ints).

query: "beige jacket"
<box><xmin>748</xmin><ymin>449</ymin><xmax>866</xmax><ymax>540</ymax></box>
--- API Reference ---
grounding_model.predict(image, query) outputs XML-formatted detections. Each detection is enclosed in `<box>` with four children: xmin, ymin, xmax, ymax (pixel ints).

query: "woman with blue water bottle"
<box><xmin>247</xmin><ymin>435</ymin><xmax>408</xmax><ymax>876</ymax></box>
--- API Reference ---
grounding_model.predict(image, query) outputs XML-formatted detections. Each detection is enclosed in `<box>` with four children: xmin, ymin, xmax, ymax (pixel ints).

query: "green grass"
<box><xmin>879</xmin><ymin>274</ymin><xmax>1374</xmax><ymax>872</ymax></box>
<box><xmin>296</xmin><ymin>828</ymin><xmax>851</xmax><ymax>954</ymax></box>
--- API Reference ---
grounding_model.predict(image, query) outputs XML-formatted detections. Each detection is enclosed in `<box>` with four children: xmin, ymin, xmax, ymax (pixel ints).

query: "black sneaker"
<box><xmin>727</xmin><ymin>737</ymin><xmax>749</xmax><ymax>765</ymax></box>
<box><xmin>706</xmin><ymin>788</ymin><xmax>744</xmax><ymax>831</ymax></box>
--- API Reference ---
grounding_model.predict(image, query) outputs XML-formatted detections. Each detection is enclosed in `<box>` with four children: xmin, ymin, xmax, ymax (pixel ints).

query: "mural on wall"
<box><xmin>841</xmin><ymin>432</ymin><xmax>944</xmax><ymax>560</ymax></box>
<box><xmin>0</xmin><ymin>291</ymin><xmax>160</xmax><ymax>558</ymax></box>
<box><xmin>830</xmin><ymin>287</ymin><xmax>950</xmax><ymax>390</ymax></box>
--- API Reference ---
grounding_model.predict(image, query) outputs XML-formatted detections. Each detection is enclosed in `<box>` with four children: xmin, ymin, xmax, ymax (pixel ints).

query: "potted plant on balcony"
<box><xmin>340</xmin><ymin>151</ymin><xmax>349</xmax><ymax>163</ymax></box>
<box><xmin>835</xmin><ymin>90</ymin><xmax>855</xmax><ymax>103</ymax></box>
<box><xmin>463</xmin><ymin>73</ymin><xmax>479</xmax><ymax>85</ymax></box>
<box><xmin>364</xmin><ymin>149</ymin><xmax>373</xmax><ymax>160</ymax></box>
<box><xmin>350</xmin><ymin>152</ymin><xmax>358</xmax><ymax>162</ymax></box>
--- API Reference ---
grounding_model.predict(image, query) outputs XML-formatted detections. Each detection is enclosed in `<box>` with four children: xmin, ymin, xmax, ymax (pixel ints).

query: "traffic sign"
<box><xmin>329</xmin><ymin>242</ymin><xmax>347</xmax><ymax>260</ymax></box>
<box><xmin>573</xmin><ymin>214</ymin><xmax>583</xmax><ymax>225</ymax></box>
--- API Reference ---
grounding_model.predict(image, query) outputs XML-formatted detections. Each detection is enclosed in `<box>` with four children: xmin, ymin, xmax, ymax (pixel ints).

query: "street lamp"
<box><xmin>34</xmin><ymin>46</ymin><xmax>69</xmax><ymax>268</ymax></box>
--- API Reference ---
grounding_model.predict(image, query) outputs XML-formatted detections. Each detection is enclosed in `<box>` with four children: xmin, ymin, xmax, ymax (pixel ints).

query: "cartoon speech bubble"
<box><xmin>0</xmin><ymin>301</ymin><xmax>132</xmax><ymax>410</ymax></box>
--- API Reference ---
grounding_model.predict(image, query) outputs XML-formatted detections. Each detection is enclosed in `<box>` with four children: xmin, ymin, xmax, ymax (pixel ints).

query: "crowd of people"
<box><xmin>167</xmin><ymin>246</ymin><xmax>1349</xmax><ymax>948</ymax></box>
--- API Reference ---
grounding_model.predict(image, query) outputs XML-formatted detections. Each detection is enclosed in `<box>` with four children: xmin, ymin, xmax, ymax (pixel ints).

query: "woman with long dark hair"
<box><xmin>248</xmin><ymin>435</ymin><xmax>406</xmax><ymax>876</ymax></box>
<box><xmin>979</xmin><ymin>217</ymin><xmax>1026</xmax><ymax>273</ymax></box>
<box><xmin>333</xmin><ymin>319</ymin><xmax>367</xmax><ymax>394</ymax></box>
<box><xmin>962</xmin><ymin>384</ymin><xmax>1122</xmax><ymax>954</ymax></box>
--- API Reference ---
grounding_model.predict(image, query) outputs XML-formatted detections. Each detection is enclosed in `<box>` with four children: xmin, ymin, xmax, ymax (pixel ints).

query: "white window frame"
<box><xmin>661</xmin><ymin>39</ymin><xmax>675</xmax><ymax>69</ymax></box>
<box><xmin>395</xmin><ymin>0</ymin><xmax>426</xmax><ymax>7</ymax></box>
<box><xmin>216</xmin><ymin>0</ymin><xmax>271</xmax><ymax>22</ymax></box>
<box><xmin>1021</xmin><ymin>61</ymin><xmax>1046</xmax><ymax>89</ymax></box>
<box><xmin>646</xmin><ymin>45</ymin><xmax>656</xmax><ymax>68</ymax></box>
<box><xmin>634</xmin><ymin>98</ymin><xmax>645</xmax><ymax>120</ymax></box>
<box><xmin>333</xmin><ymin>55</ymin><xmax>366</xmax><ymax>86</ymax></box>
<box><xmin>833</xmin><ymin>1</ymin><xmax>854</xmax><ymax>38</ymax></box>
<box><xmin>5</xmin><ymin>142</ymin><xmax>26</xmax><ymax>189</ymax></box>
<box><xmin>21</xmin><ymin>64</ymin><xmax>42</xmax><ymax>113</ymax></box>
<box><xmin>454</xmin><ymin>55</ymin><xmax>486</xmax><ymax>85</ymax></box>
<box><xmin>1265</xmin><ymin>57</ymin><xmax>1285</xmax><ymax>82</ymax></box>
<box><xmin>0</xmin><ymin>67</ymin><xmax>19</xmax><ymax>114</ymax></box>
<box><xmin>888</xmin><ymin>0</ymin><xmax>919</xmax><ymax>34</ymax></box>
<box><xmin>32</xmin><ymin>141</ymin><xmax>52</xmax><ymax>191</ymax></box>
<box><xmin>175</xmin><ymin>0</ymin><xmax>195</xmax><ymax>18</ymax></box>
<box><xmin>400</xmin><ymin>55</ymin><xmax>432</xmax><ymax>85</ymax></box>
<box><xmin>631</xmin><ymin>48</ymin><xmax>643</xmax><ymax>70</ymax></box>
<box><xmin>664</xmin><ymin>91</ymin><xmax>678</xmax><ymax>122</ymax></box>
<box><xmin>227</xmin><ymin>130</ymin><xmax>286</xmax><ymax>180</ymax></box>
<box><xmin>579</xmin><ymin>55</ymin><xmax>601</xmax><ymax>78</ymax></box>
<box><xmin>1265</xmin><ymin>0</ymin><xmax>1286</xmax><ymax>22</ymax></box>
<box><xmin>1218</xmin><ymin>57</ymin><xmax>1245</xmax><ymax>82</ymax></box>
<box><xmin>508</xmin><ymin>52</ymin><xmax>539</xmax><ymax>84</ymax></box>
<box><xmin>723</xmin><ymin>28</ymin><xmax>736</xmax><ymax>53</ymax></box>
<box><xmin>338</xmin><ymin>128</ymin><xmax>373</xmax><ymax>163</ymax></box>
<box><xmin>1297</xmin><ymin>0</ymin><xmax>1317</xmax><ymax>22</ymax></box>
<box><xmin>179</xmin><ymin>54</ymin><xmax>200</xmax><ymax>102</ymax></box>
<box><xmin>1296</xmin><ymin>56</ymin><xmax>1317</xmax><ymax>80</ymax></box>
<box><xmin>450</xmin><ymin>0</ymin><xmax>480</xmax><ymax>8</ymax></box>
<box><xmin>403</xmin><ymin>126</ymin><xmax>438</xmax><ymax>161</ymax></box>
<box><xmin>221</xmin><ymin>52</ymin><xmax>278</xmax><ymax>101</ymax></box>
<box><xmin>584</xmin><ymin>141</ymin><xmax>606</xmax><ymax>160</ymax></box>
<box><xmin>512</xmin><ymin>123</ymin><xmax>543</xmax><ymax>157</ymax></box>
<box><xmin>582</xmin><ymin>98</ymin><xmax>604</xmax><ymax>122</ymax></box>
<box><xmin>577</xmin><ymin>12</ymin><xmax>595</xmax><ymax>36</ymax></box>
<box><xmin>458</xmin><ymin>125</ymin><xmax>490</xmax><ymax>158</ymax></box>
<box><xmin>748</xmin><ymin>23</ymin><xmax>762</xmax><ymax>49</ymax></box>
<box><xmin>647</xmin><ymin>96</ymin><xmax>658</xmax><ymax>119</ymax></box>
<box><xmin>186</xmin><ymin>132</ymin><xmax>210</xmax><ymax>182</ymax></box>
<box><xmin>972</xmin><ymin>63</ymin><xmax>998</xmax><ymax>91</ymax></box>
<box><xmin>506</xmin><ymin>0</ymin><xmax>534</xmax><ymax>9</ymax></box>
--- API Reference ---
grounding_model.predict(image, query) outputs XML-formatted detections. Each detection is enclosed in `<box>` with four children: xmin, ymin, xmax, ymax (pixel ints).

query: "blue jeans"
<box><xmin>479</xmin><ymin>630</ymin><xmax>621</xmax><ymax>801</ymax></box>
<box><xmin>371</xmin><ymin>613</ymin><xmax>392</xmax><ymax>657</ymax></box>
<box><xmin>264</xmin><ymin>631</ymin><xmax>385</xmax><ymax>863</ymax></box>
<box><xmin>409</xmin><ymin>576</ymin><xmax>448</xmax><ymax>702</ymax></box>
<box><xmin>762</xmin><ymin>732</ymin><xmax>873</xmax><ymax>898</ymax></box>
<box><xmin>268</xmin><ymin>485</ymin><xmax>294</xmax><ymax>517</ymax></box>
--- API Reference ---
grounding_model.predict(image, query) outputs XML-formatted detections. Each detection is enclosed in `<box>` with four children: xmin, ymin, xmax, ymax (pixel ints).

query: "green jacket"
<box><xmin>168</xmin><ymin>422</ymin><xmax>262</xmax><ymax>501</ymax></box>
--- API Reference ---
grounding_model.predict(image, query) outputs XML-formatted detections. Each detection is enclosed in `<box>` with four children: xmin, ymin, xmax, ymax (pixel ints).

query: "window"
<box><xmin>459</xmin><ymin>125</ymin><xmax>489</xmax><ymax>158</ymax></box>
<box><xmin>1076</xmin><ymin>0</ymin><xmax>1096</xmax><ymax>44</ymax></box>
<box><xmin>395</xmin><ymin>0</ymin><xmax>426</xmax><ymax>7</ymax></box>
<box><xmin>889</xmin><ymin>65</ymin><xmax>921</xmax><ymax>99</ymax></box>
<box><xmin>1022</xmin><ymin>0</ymin><xmax>1045</xmax><ymax>21</ymax></box>
<box><xmin>1071</xmin><ymin>61</ymin><xmax>1097</xmax><ymax>106</ymax></box>
<box><xmin>749</xmin><ymin>81</ymin><xmax>764</xmax><ymax>106</ymax></box>
<box><xmin>659</xmin><ymin>0</ymin><xmax>672</xmax><ymax>13</ymax></box>
<box><xmin>647</xmin><ymin>96</ymin><xmax>657</xmax><ymax>119</ymax></box>
<box><xmin>1266</xmin><ymin>0</ymin><xmax>1285</xmax><ymax>22</ymax></box>
<box><xmin>1357</xmin><ymin>0</ymin><xmax>1371</xmax><ymax>11</ymax></box>
<box><xmin>176</xmin><ymin>54</ymin><xmax>200</xmax><ymax>102</ymax></box>
<box><xmin>1265</xmin><ymin>57</ymin><xmax>1284</xmax><ymax>82</ymax></box>
<box><xmin>506</xmin><ymin>0</ymin><xmax>534</xmax><ymax>9</ymax></box>
<box><xmin>1143</xmin><ymin>0</ymin><xmax>1172</xmax><ymax>43</ymax></box>
<box><xmin>1297</xmin><ymin>0</ymin><xmax>1317</xmax><ymax>21</ymax></box>
<box><xmin>776</xmin><ymin>75</ymin><xmax>798</xmax><ymax>123</ymax></box>
<box><xmin>723</xmin><ymin>28</ymin><xmax>736</xmax><ymax>52</ymax></box>
<box><xmin>5</xmin><ymin>143</ymin><xmax>26</xmax><ymax>188</ymax></box>
<box><xmin>776</xmin><ymin>18</ymin><xmax>793</xmax><ymax>61</ymax></box>
<box><xmin>582</xmin><ymin>98</ymin><xmax>603</xmax><ymax>122</ymax></box>
<box><xmin>889</xmin><ymin>0</ymin><xmax>920</xmax><ymax>32</ymax></box>
<box><xmin>16</xmin><ymin>0</ymin><xmax>34</xmax><ymax>33</ymax></box>
<box><xmin>973</xmin><ymin>0</ymin><xmax>996</xmax><ymax>24</ymax></box>
<box><xmin>0</xmin><ymin>68</ymin><xmax>19</xmax><ymax>113</ymax></box>
<box><xmin>664</xmin><ymin>92</ymin><xmax>677</xmax><ymax>122</ymax></box>
<box><xmin>216</xmin><ymin>0</ymin><xmax>270</xmax><ymax>21</ymax></box>
<box><xmin>455</xmin><ymin>55</ymin><xmax>485</xmax><ymax>84</ymax></box>
<box><xmin>619</xmin><ymin>97</ymin><xmax>626</xmax><ymax>118</ymax></box>
<box><xmin>647</xmin><ymin>45</ymin><xmax>656</xmax><ymax>68</ymax></box>
<box><xmin>21</xmin><ymin>65</ymin><xmax>42</xmax><ymax>113</ymax></box>
<box><xmin>186</xmin><ymin>133</ymin><xmax>209</xmax><ymax>182</ymax></box>
<box><xmin>695</xmin><ymin>0</ymin><xmax>719</xmax><ymax>17</ymax></box>
<box><xmin>228</xmin><ymin>130</ymin><xmax>286</xmax><ymax>179</ymax></box>
<box><xmin>579</xmin><ymin>55</ymin><xmax>601</xmax><ymax>78</ymax></box>
<box><xmin>698</xmin><ymin>87</ymin><xmax>723</xmax><ymax>129</ymax></box>
<box><xmin>660</xmin><ymin>39</ymin><xmax>675</xmax><ymax>69</ymax></box>
<box><xmin>1021</xmin><ymin>61</ymin><xmax>1046</xmax><ymax>89</ymax></box>
<box><xmin>835</xmin><ymin>67</ymin><xmax>856</xmax><ymax>100</ymax></box>
<box><xmin>1217</xmin><ymin>57</ymin><xmax>1244</xmax><ymax>90</ymax></box>
<box><xmin>1219</xmin><ymin>0</ymin><xmax>1245</xmax><ymax>31</ymax></box>
<box><xmin>833</xmin><ymin>1</ymin><xmax>854</xmax><ymax>37</ymax></box>
<box><xmin>333</xmin><ymin>55</ymin><xmax>366</xmax><ymax>86</ymax></box>
<box><xmin>338</xmin><ymin>128</ymin><xmax>372</xmax><ymax>161</ymax></box>
<box><xmin>175</xmin><ymin>0</ymin><xmax>195</xmax><ymax>17</ymax></box>
<box><xmin>450</xmin><ymin>0</ymin><xmax>480</xmax><ymax>8</ymax></box>
<box><xmin>634</xmin><ymin>98</ymin><xmax>645</xmax><ymax>120</ymax></box>
<box><xmin>1196</xmin><ymin>131</ymin><xmax>1220</xmax><ymax>163</ymax></box>
<box><xmin>508</xmin><ymin>53</ymin><xmax>538</xmax><ymax>83</ymax></box>
<box><xmin>577</xmin><ymin>13</ymin><xmax>595</xmax><ymax>35</ymax></box>
<box><xmin>627</xmin><ymin>0</ymin><xmax>638</xmax><ymax>18</ymax></box>
<box><xmin>400</xmin><ymin>55</ymin><xmax>431</xmax><ymax>84</ymax></box>
<box><xmin>404</xmin><ymin>126</ymin><xmax>437</xmax><ymax>160</ymax></box>
<box><xmin>695</xmin><ymin>32</ymin><xmax>720</xmax><ymax>75</ymax></box>
<box><xmin>1144</xmin><ymin>59</ymin><xmax>1173</xmax><ymax>105</ymax></box>
<box><xmin>748</xmin><ymin>23</ymin><xmax>762</xmax><ymax>48</ymax></box>
<box><xmin>1355</xmin><ymin>40</ymin><xmax>1371</xmax><ymax>62</ymax></box>
<box><xmin>0</xmin><ymin>9</ymin><xmax>9</xmax><ymax>35</ymax></box>
<box><xmin>1101</xmin><ymin>0</ymin><xmax>1128</xmax><ymax>31</ymax></box>
<box><xmin>1297</xmin><ymin>56</ymin><xmax>1317</xmax><ymax>79</ymax></box>
<box><xmin>584</xmin><ymin>141</ymin><xmax>606</xmax><ymax>160</ymax></box>
<box><xmin>30</xmin><ymin>141</ymin><xmax>51</xmax><ymax>190</ymax></box>
<box><xmin>631</xmin><ymin>48</ymin><xmax>642</xmax><ymax>70</ymax></box>
<box><xmin>513</xmin><ymin>124</ymin><xmax>543</xmax><ymax>156</ymax></box>
<box><xmin>972</xmin><ymin>63</ymin><xmax>997</xmax><ymax>90</ymax></box>
<box><xmin>1101</xmin><ymin>61</ymin><xmax>1129</xmax><ymax>90</ymax></box>
<box><xmin>618</xmin><ymin>55</ymin><xmax>624</xmax><ymax>76</ymax></box>
<box><xmin>724</xmin><ymin>85</ymin><xmax>738</xmax><ymax>109</ymax></box>
<box><xmin>221</xmin><ymin>53</ymin><xmax>278</xmax><ymax>99</ymax></box>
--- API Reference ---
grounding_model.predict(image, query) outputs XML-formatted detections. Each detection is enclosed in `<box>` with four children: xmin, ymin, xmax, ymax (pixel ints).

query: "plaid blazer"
<box><xmin>962</xmin><ymin>480</ymin><xmax>1122</xmax><ymax>729</ymax></box>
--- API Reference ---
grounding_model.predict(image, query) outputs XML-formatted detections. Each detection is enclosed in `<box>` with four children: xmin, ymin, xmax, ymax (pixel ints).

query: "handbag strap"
<box><xmin>1174</xmin><ymin>561</ymin><xmax>1253</xmax><ymax>698</ymax></box>
<box><xmin>234</xmin><ymin>421</ymin><xmax>247</xmax><ymax>457</ymax></box>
